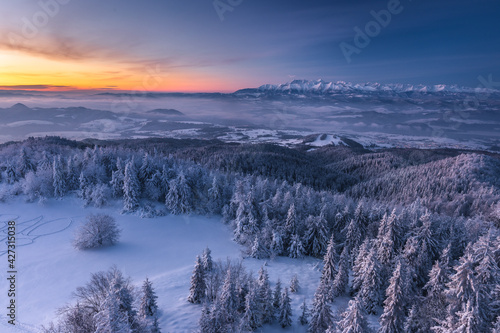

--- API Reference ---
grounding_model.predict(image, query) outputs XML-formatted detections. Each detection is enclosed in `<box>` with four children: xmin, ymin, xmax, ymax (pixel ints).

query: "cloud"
<box><xmin>0</xmin><ymin>84</ymin><xmax>75</xmax><ymax>90</ymax></box>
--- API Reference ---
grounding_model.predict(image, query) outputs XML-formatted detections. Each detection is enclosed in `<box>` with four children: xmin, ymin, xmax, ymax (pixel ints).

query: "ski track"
<box><xmin>0</xmin><ymin>215</ymin><xmax>74</xmax><ymax>256</ymax></box>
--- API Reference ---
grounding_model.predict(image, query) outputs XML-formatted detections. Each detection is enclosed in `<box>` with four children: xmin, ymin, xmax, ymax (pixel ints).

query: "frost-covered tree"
<box><xmin>202</xmin><ymin>247</ymin><xmax>213</xmax><ymax>272</ymax></box>
<box><xmin>73</xmin><ymin>214</ymin><xmax>121</xmax><ymax>250</ymax></box>
<box><xmin>290</xmin><ymin>274</ymin><xmax>300</xmax><ymax>293</ymax></box>
<box><xmin>208</xmin><ymin>175</ymin><xmax>225</xmax><ymax>215</ymax></box>
<box><xmin>378</xmin><ymin>260</ymin><xmax>407</xmax><ymax>333</ymax></box>
<box><xmin>288</xmin><ymin>234</ymin><xmax>305</xmax><ymax>259</ymax></box>
<box><xmin>357</xmin><ymin>245</ymin><xmax>383</xmax><ymax>314</ymax></box>
<box><xmin>166</xmin><ymin>173</ymin><xmax>192</xmax><ymax>215</ymax></box>
<box><xmin>240</xmin><ymin>286</ymin><xmax>262</xmax><ymax>331</ymax></box>
<box><xmin>273</xmin><ymin>279</ymin><xmax>282</xmax><ymax>311</ymax></box>
<box><xmin>309</xmin><ymin>290</ymin><xmax>333</xmax><ymax>333</ymax></box>
<box><xmin>257</xmin><ymin>267</ymin><xmax>274</xmax><ymax>324</ymax></box>
<box><xmin>271</xmin><ymin>230</ymin><xmax>285</xmax><ymax>257</ymax></box>
<box><xmin>110</xmin><ymin>158</ymin><xmax>124</xmax><ymax>198</ymax></box>
<box><xmin>298</xmin><ymin>299</ymin><xmax>310</xmax><ymax>326</ymax></box>
<box><xmin>337</xmin><ymin>297</ymin><xmax>371</xmax><ymax>333</ymax></box>
<box><xmin>250</xmin><ymin>234</ymin><xmax>269</xmax><ymax>259</ymax></box>
<box><xmin>53</xmin><ymin>156</ymin><xmax>66</xmax><ymax>198</ymax></box>
<box><xmin>139</xmin><ymin>278</ymin><xmax>158</xmax><ymax>318</ymax></box>
<box><xmin>278</xmin><ymin>287</ymin><xmax>292</xmax><ymax>328</ymax></box>
<box><xmin>321</xmin><ymin>235</ymin><xmax>338</xmax><ymax>299</ymax></box>
<box><xmin>305</xmin><ymin>214</ymin><xmax>329</xmax><ymax>257</ymax></box>
<box><xmin>123</xmin><ymin>161</ymin><xmax>140</xmax><ymax>212</ymax></box>
<box><xmin>332</xmin><ymin>247</ymin><xmax>349</xmax><ymax>298</ymax></box>
<box><xmin>188</xmin><ymin>256</ymin><xmax>206</xmax><ymax>304</ymax></box>
<box><xmin>94</xmin><ymin>288</ymin><xmax>132</xmax><ymax>333</ymax></box>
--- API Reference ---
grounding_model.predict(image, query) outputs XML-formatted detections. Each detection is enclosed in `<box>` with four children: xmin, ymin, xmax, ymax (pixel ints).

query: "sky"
<box><xmin>0</xmin><ymin>0</ymin><xmax>499</xmax><ymax>92</ymax></box>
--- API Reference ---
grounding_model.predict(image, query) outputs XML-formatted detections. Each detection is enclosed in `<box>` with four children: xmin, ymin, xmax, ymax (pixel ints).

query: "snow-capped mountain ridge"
<box><xmin>236</xmin><ymin>79</ymin><xmax>494</xmax><ymax>95</ymax></box>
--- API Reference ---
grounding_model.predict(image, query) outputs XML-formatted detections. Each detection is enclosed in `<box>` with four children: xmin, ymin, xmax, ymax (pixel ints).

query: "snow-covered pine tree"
<box><xmin>110</xmin><ymin>158</ymin><xmax>124</xmax><ymax>198</ymax></box>
<box><xmin>250</xmin><ymin>234</ymin><xmax>269</xmax><ymax>259</ymax></box>
<box><xmin>123</xmin><ymin>161</ymin><xmax>140</xmax><ymax>212</ymax></box>
<box><xmin>288</xmin><ymin>234</ymin><xmax>305</xmax><ymax>259</ymax></box>
<box><xmin>378</xmin><ymin>260</ymin><xmax>407</xmax><ymax>333</ymax></box>
<box><xmin>321</xmin><ymin>235</ymin><xmax>338</xmax><ymax>300</ymax></box>
<box><xmin>278</xmin><ymin>287</ymin><xmax>292</xmax><ymax>328</ymax></box>
<box><xmin>337</xmin><ymin>297</ymin><xmax>371</xmax><ymax>333</ymax></box>
<box><xmin>271</xmin><ymin>230</ymin><xmax>285</xmax><ymax>257</ymax></box>
<box><xmin>139</xmin><ymin>278</ymin><xmax>158</xmax><ymax>318</ymax></box>
<box><xmin>305</xmin><ymin>214</ymin><xmax>329</xmax><ymax>257</ymax></box>
<box><xmin>290</xmin><ymin>274</ymin><xmax>300</xmax><ymax>293</ymax></box>
<box><xmin>298</xmin><ymin>299</ymin><xmax>310</xmax><ymax>326</ymax></box>
<box><xmin>309</xmin><ymin>290</ymin><xmax>333</xmax><ymax>333</ymax></box>
<box><xmin>257</xmin><ymin>267</ymin><xmax>274</xmax><ymax>324</ymax></box>
<box><xmin>284</xmin><ymin>203</ymin><xmax>297</xmax><ymax>243</ymax></box>
<box><xmin>239</xmin><ymin>286</ymin><xmax>263</xmax><ymax>332</ymax></box>
<box><xmin>53</xmin><ymin>155</ymin><xmax>66</xmax><ymax>198</ymax></box>
<box><xmin>211</xmin><ymin>268</ymin><xmax>237</xmax><ymax>332</ymax></box>
<box><xmin>188</xmin><ymin>256</ymin><xmax>206</xmax><ymax>304</ymax></box>
<box><xmin>202</xmin><ymin>247</ymin><xmax>213</xmax><ymax>272</ymax></box>
<box><xmin>332</xmin><ymin>246</ymin><xmax>349</xmax><ymax>298</ymax></box>
<box><xmin>352</xmin><ymin>239</ymin><xmax>372</xmax><ymax>294</ymax></box>
<box><xmin>94</xmin><ymin>288</ymin><xmax>132</xmax><ymax>333</ymax></box>
<box><xmin>166</xmin><ymin>173</ymin><xmax>193</xmax><ymax>215</ymax></box>
<box><xmin>357</xmin><ymin>245</ymin><xmax>383</xmax><ymax>314</ymax></box>
<box><xmin>273</xmin><ymin>279</ymin><xmax>282</xmax><ymax>310</ymax></box>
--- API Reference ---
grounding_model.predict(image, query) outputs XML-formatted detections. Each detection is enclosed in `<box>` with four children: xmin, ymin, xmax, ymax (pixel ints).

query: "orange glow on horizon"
<box><xmin>0</xmin><ymin>50</ymin><xmax>244</xmax><ymax>93</ymax></box>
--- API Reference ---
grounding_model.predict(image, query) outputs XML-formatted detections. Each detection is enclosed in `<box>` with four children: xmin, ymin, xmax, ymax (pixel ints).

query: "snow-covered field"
<box><xmin>0</xmin><ymin>196</ymin><xmax>374</xmax><ymax>332</ymax></box>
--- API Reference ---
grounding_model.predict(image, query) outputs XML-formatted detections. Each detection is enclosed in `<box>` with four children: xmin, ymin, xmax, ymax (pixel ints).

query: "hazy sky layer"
<box><xmin>0</xmin><ymin>0</ymin><xmax>499</xmax><ymax>92</ymax></box>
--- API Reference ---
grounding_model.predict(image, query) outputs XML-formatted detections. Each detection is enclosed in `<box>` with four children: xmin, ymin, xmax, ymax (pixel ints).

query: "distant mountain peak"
<box><xmin>234</xmin><ymin>79</ymin><xmax>491</xmax><ymax>96</ymax></box>
<box><xmin>10</xmin><ymin>103</ymin><xmax>31</xmax><ymax>110</ymax></box>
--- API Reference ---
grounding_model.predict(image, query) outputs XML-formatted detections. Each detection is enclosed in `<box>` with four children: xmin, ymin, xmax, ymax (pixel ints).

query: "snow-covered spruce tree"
<box><xmin>202</xmin><ymin>247</ymin><xmax>213</xmax><ymax>272</ymax></box>
<box><xmin>271</xmin><ymin>230</ymin><xmax>285</xmax><ymax>257</ymax></box>
<box><xmin>352</xmin><ymin>239</ymin><xmax>372</xmax><ymax>294</ymax></box>
<box><xmin>278</xmin><ymin>287</ymin><xmax>292</xmax><ymax>328</ymax></box>
<box><xmin>53</xmin><ymin>156</ymin><xmax>66</xmax><ymax>198</ymax></box>
<box><xmin>199</xmin><ymin>302</ymin><xmax>212</xmax><ymax>333</ymax></box>
<box><xmin>110</xmin><ymin>158</ymin><xmax>124</xmax><ymax>198</ymax></box>
<box><xmin>378</xmin><ymin>260</ymin><xmax>407</xmax><ymax>333</ymax></box>
<box><xmin>332</xmin><ymin>246</ymin><xmax>350</xmax><ymax>298</ymax></box>
<box><xmin>298</xmin><ymin>299</ymin><xmax>310</xmax><ymax>326</ymax></box>
<box><xmin>305</xmin><ymin>214</ymin><xmax>329</xmax><ymax>257</ymax></box>
<box><xmin>404</xmin><ymin>304</ymin><xmax>424</xmax><ymax>333</ymax></box>
<box><xmin>357</xmin><ymin>245</ymin><xmax>383</xmax><ymax>314</ymax></box>
<box><xmin>73</xmin><ymin>214</ymin><xmax>121</xmax><ymax>250</ymax></box>
<box><xmin>188</xmin><ymin>256</ymin><xmax>206</xmax><ymax>304</ymax></box>
<box><xmin>210</xmin><ymin>268</ymin><xmax>237</xmax><ymax>332</ymax></box>
<box><xmin>94</xmin><ymin>288</ymin><xmax>132</xmax><ymax>333</ymax></box>
<box><xmin>273</xmin><ymin>278</ymin><xmax>282</xmax><ymax>311</ymax></box>
<box><xmin>123</xmin><ymin>160</ymin><xmax>140</xmax><ymax>212</ymax></box>
<box><xmin>344</xmin><ymin>201</ymin><xmax>368</xmax><ymax>259</ymax></box>
<box><xmin>288</xmin><ymin>233</ymin><xmax>305</xmax><ymax>259</ymax></box>
<box><xmin>165</xmin><ymin>172</ymin><xmax>193</xmax><ymax>215</ymax></box>
<box><xmin>284</xmin><ymin>203</ymin><xmax>297</xmax><ymax>245</ymax></box>
<box><xmin>139</xmin><ymin>278</ymin><xmax>158</xmax><ymax>319</ymax></box>
<box><xmin>320</xmin><ymin>235</ymin><xmax>338</xmax><ymax>300</ymax></box>
<box><xmin>290</xmin><ymin>274</ymin><xmax>300</xmax><ymax>293</ymax></box>
<box><xmin>208</xmin><ymin>175</ymin><xmax>224</xmax><ymax>215</ymax></box>
<box><xmin>250</xmin><ymin>234</ymin><xmax>269</xmax><ymax>259</ymax></box>
<box><xmin>240</xmin><ymin>286</ymin><xmax>263</xmax><ymax>332</ymax></box>
<box><xmin>337</xmin><ymin>297</ymin><xmax>371</xmax><ymax>333</ymax></box>
<box><xmin>257</xmin><ymin>266</ymin><xmax>274</xmax><ymax>324</ymax></box>
<box><xmin>309</xmin><ymin>290</ymin><xmax>333</xmax><ymax>333</ymax></box>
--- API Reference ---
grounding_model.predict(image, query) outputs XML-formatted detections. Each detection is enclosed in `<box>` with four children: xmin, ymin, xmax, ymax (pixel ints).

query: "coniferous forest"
<box><xmin>0</xmin><ymin>136</ymin><xmax>499</xmax><ymax>332</ymax></box>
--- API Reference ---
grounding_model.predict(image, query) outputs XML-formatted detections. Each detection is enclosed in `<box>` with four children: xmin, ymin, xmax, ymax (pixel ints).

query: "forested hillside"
<box><xmin>0</xmin><ymin>136</ymin><xmax>499</xmax><ymax>332</ymax></box>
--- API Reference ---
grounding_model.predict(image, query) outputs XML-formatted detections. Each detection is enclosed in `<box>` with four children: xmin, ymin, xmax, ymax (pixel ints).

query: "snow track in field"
<box><xmin>0</xmin><ymin>214</ymin><xmax>74</xmax><ymax>256</ymax></box>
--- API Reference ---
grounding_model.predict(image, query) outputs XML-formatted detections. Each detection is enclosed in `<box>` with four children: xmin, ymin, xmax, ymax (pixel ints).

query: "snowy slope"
<box><xmin>0</xmin><ymin>196</ymin><xmax>379</xmax><ymax>333</ymax></box>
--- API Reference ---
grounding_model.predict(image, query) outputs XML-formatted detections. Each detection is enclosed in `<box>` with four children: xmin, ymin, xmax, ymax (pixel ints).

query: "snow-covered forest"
<box><xmin>1</xmin><ymin>136</ymin><xmax>499</xmax><ymax>332</ymax></box>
